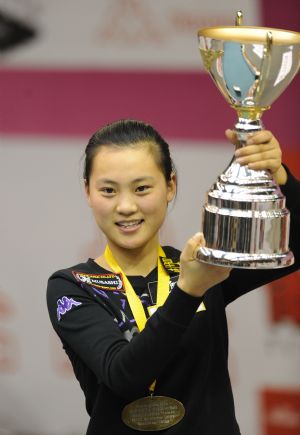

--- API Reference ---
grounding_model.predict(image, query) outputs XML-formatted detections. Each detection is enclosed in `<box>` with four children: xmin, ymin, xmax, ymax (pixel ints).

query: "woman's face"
<box><xmin>85</xmin><ymin>143</ymin><xmax>176</xmax><ymax>253</ymax></box>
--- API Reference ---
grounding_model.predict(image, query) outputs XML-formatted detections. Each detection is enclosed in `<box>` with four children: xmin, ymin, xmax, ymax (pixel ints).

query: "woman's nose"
<box><xmin>116</xmin><ymin>194</ymin><xmax>138</xmax><ymax>215</ymax></box>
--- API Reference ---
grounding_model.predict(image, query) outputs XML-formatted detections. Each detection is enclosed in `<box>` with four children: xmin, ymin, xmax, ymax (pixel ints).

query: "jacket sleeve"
<box><xmin>221</xmin><ymin>165</ymin><xmax>300</xmax><ymax>305</ymax></box>
<box><xmin>47</xmin><ymin>276</ymin><xmax>202</xmax><ymax>399</ymax></box>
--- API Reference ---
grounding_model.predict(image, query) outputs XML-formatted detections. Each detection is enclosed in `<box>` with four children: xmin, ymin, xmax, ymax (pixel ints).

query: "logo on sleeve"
<box><xmin>72</xmin><ymin>271</ymin><xmax>124</xmax><ymax>291</ymax></box>
<box><xmin>57</xmin><ymin>296</ymin><xmax>82</xmax><ymax>321</ymax></box>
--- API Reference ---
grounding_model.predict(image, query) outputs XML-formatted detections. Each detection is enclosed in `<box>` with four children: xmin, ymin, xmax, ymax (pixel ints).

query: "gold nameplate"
<box><xmin>122</xmin><ymin>396</ymin><xmax>185</xmax><ymax>431</ymax></box>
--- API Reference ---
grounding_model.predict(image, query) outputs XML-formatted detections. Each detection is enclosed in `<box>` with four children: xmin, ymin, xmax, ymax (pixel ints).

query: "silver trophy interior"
<box><xmin>197</xmin><ymin>13</ymin><xmax>300</xmax><ymax>268</ymax></box>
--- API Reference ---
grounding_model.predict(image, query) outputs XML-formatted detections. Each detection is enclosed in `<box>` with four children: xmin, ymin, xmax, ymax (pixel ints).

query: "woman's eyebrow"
<box><xmin>96</xmin><ymin>176</ymin><xmax>155</xmax><ymax>186</ymax></box>
<box><xmin>132</xmin><ymin>176</ymin><xmax>155</xmax><ymax>183</ymax></box>
<box><xmin>96</xmin><ymin>178</ymin><xmax>118</xmax><ymax>185</ymax></box>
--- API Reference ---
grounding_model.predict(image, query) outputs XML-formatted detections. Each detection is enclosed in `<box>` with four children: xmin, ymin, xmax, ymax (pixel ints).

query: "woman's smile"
<box><xmin>115</xmin><ymin>219</ymin><xmax>144</xmax><ymax>232</ymax></box>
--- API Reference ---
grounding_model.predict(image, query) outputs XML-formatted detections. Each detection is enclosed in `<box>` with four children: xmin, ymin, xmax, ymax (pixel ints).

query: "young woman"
<box><xmin>47</xmin><ymin>119</ymin><xmax>300</xmax><ymax>434</ymax></box>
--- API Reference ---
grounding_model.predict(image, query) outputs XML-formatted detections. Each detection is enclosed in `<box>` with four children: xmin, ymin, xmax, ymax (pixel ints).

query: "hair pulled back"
<box><xmin>84</xmin><ymin>119</ymin><xmax>175</xmax><ymax>185</ymax></box>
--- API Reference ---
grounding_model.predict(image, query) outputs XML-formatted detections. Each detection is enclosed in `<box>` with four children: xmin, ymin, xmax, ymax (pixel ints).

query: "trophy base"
<box><xmin>196</xmin><ymin>247</ymin><xmax>294</xmax><ymax>269</ymax></box>
<box><xmin>200</xmin><ymin>156</ymin><xmax>294</xmax><ymax>269</ymax></box>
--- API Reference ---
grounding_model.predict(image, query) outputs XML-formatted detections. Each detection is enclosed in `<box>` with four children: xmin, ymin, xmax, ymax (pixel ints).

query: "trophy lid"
<box><xmin>198</xmin><ymin>26</ymin><xmax>300</xmax><ymax>45</ymax></box>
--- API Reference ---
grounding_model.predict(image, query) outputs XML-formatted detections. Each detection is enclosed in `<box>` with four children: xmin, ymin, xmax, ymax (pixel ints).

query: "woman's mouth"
<box><xmin>116</xmin><ymin>219</ymin><xmax>144</xmax><ymax>232</ymax></box>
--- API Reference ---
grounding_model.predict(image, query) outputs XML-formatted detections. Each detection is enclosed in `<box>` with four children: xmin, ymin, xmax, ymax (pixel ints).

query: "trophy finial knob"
<box><xmin>235</xmin><ymin>10</ymin><xmax>243</xmax><ymax>26</ymax></box>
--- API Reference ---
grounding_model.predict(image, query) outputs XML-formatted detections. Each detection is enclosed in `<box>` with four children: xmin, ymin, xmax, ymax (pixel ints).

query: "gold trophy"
<box><xmin>196</xmin><ymin>11</ymin><xmax>300</xmax><ymax>268</ymax></box>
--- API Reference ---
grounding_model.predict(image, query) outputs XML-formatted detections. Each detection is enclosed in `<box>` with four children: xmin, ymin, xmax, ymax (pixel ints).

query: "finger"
<box><xmin>235</xmin><ymin>143</ymin><xmax>275</xmax><ymax>158</ymax></box>
<box><xmin>225</xmin><ymin>129</ymin><xmax>238</xmax><ymax>146</ymax></box>
<box><xmin>246</xmin><ymin>130</ymin><xmax>273</xmax><ymax>145</ymax></box>
<box><xmin>236</xmin><ymin>154</ymin><xmax>281</xmax><ymax>173</ymax></box>
<box><xmin>181</xmin><ymin>233</ymin><xmax>206</xmax><ymax>262</ymax></box>
<box><xmin>235</xmin><ymin>147</ymin><xmax>281</xmax><ymax>165</ymax></box>
<box><xmin>226</xmin><ymin>129</ymin><xmax>275</xmax><ymax>148</ymax></box>
<box><xmin>247</xmin><ymin>159</ymin><xmax>281</xmax><ymax>173</ymax></box>
<box><xmin>235</xmin><ymin>147</ymin><xmax>281</xmax><ymax>162</ymax></box>
<box><xmin>236</xmin><ymin>151</ymin><xmax>280</xmax><ymax>167</ymax></box>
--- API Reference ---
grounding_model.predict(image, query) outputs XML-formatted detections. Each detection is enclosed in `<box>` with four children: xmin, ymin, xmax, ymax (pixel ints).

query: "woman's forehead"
<box><xmin>91</xmin><ymin>144</ymin><xmax>163</xmax><ymax>179</ymax></box>
<box><xmin>94</xmin><ymin>141</ymin><xmax>154</xmax><ymax>155</ymax></box>
<box><xmin>93</xmin><ymin>144</ymin><xmax>158</xmax><ymax>164</ymax></box>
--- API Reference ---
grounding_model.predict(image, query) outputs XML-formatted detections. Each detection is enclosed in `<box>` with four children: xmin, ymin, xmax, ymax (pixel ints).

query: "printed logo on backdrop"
<box><xmin>261</xmin><ymin>389</ymin><xmax>300</xmax><ymax>434</ymax></box>
<box><xmin>0</xmin><ymin>0</ymin><xmax>39</xmax><ymax>52</ymax></box>
<box><xmin>95</xmin><ymin>0</ymin><xmax>241</xmax><ymax>45</ymax></box>
<box><xmin>263</xmin><ymin>274</ymin><xmax>300</xmax><ymax>395</ymax></box>
<box><xmin>97</xmin><ymin>0</ymin><xmax>164</xmax><ymax>44</ymax></box>
<box><xmin>267</xmin><ymin>271</ymin><xmax>300</xmax><ymax>324</ymax></box>
<box><xmin>93</xmin><ymin>0</ymin><xmax>261</xmax><ymax>69</ymax></box>
<box><xmin>1</xmin><ymin>0</ymin><xmax>261</xmax><ymax>68</ymax></box>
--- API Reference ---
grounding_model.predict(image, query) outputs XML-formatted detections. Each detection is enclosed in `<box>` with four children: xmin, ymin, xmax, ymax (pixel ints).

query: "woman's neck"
<box><xmin>96</xmin><ymin>239</ymin><xmax>160</xmax><ymax>277</ymax></box>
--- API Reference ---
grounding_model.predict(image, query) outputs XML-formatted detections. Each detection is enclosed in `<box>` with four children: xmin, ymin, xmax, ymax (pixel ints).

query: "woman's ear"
<box><xmin>84</xmin><ymin>180</ymin><xmax>92</xmax><ymax>207</ymax></box>
<box><xmin>167</xmin><ymin>172</ymin><xmax>177</xmax><ymax>203</ymax></box>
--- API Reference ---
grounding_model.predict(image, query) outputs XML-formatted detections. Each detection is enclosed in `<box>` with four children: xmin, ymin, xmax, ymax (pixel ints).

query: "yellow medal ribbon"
<box><xmin>104</xmin><ymin>245</ymin><xmax>171</xmax><ymax>394</ymax></box>
<box><xmin>104</xmin><ymin>245</ymin><xmax>170</xmax><ymax>332</ymax></box>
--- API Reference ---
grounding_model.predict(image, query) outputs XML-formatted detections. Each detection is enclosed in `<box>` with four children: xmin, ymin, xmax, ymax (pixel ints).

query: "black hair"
<box><xmin>84</xmin><ymin>119</ymin><xmax>176</xmax><ymax>186</ymax></box>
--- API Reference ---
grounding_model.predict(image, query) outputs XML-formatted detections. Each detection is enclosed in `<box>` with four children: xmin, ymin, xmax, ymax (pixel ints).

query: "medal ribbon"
<box><xmin>104</xmin><ymin>245</ymin><xmax>171</xmax><ymax>394</ymax></box>
<box><xmin>104</xmin><ymin>245</ymin><xmax>170</xmax><ymax>332</ymax></box>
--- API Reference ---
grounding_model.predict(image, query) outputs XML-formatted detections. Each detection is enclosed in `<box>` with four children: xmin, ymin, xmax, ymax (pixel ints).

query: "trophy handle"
<box><xmin>254</xmin><ymin>31</ymin><xmax>273</xmax><ymax>104</ymax></box>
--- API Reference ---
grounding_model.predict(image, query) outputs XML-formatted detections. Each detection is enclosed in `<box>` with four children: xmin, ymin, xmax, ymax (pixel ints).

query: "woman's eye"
<box><xmin>136</xmin><ymin>185</ymin><xmax>150</xmax><ymax>193</ymax></box>
<box><xmin>100</xmin><ymin>187</ymin><xmax>115</xmax><ymax>195</ymax></box>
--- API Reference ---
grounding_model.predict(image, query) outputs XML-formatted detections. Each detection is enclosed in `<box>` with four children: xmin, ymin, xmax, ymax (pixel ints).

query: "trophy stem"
<box><xmin>221</xmin><ymin>116</ymin><xmax>274</xmax><ymax>187</ymax></box>
<box><xmin>235</xmin><ymin>116</ymin><xmax>263</xmax><ymax>149</ymax></box>
<box><xmin>219</xmin><ymin>111</ymin><xmax>279</xmax><ymax>187</ymax></box>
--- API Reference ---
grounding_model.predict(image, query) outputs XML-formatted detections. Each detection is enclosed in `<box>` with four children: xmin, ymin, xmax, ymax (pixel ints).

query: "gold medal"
<box><xmin>122</xmin><ymin>395</ymin><xmax>185</xmax><ymax>431</ymax></box>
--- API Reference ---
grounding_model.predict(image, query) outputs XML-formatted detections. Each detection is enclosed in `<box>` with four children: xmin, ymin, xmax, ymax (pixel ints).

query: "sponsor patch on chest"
<box><xmin>159</xmin><ymin>257</ymin><xmax>180</xmax><ymax>274</ymax></box>
<box><xmin>72</xmin><ymin>271</ymin><xmax>125</xmax><ymax>291</ymax></box>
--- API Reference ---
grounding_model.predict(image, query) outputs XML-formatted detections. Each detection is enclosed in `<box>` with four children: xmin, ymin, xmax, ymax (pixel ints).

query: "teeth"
<box><xmin>118</xmin><ymin>220</ymin><xmax>141</xmax><ymax>227</ymax></box>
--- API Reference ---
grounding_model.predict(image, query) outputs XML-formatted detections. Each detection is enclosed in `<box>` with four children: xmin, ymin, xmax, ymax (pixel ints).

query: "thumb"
<box><xmin>181</xmin><ymin>232</ymin><xmax>206</xmax><ymax>262</ymax></box>
<box><xmin>225</xmin><ymin>129</ymin><xmax>238</xmax><ymax>146</ymax></box>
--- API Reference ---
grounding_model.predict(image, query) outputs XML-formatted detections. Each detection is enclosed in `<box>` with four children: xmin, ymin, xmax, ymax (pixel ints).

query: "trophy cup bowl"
<box><xmin>196</xmin><ymin>13</ymin><xmax>300</xmax><ymax>268</ymax></box>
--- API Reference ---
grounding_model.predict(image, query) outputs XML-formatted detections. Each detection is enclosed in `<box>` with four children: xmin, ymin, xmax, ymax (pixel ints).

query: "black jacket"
<box><xmin>47</xmin><ymin>168</ymin><xmax>300</xmax><ymax>435</ymax></box>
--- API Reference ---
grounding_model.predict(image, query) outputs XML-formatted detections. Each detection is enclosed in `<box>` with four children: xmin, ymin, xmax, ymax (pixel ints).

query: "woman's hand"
<box><xmin>177</xmin><ymin>233</ymin><xmax>231</xmax><ymax>298</ymax></box>
<box><xmin>225</xmin><ymin>129</ymin><xmax>287</xmax><ymax>185</ymax></box>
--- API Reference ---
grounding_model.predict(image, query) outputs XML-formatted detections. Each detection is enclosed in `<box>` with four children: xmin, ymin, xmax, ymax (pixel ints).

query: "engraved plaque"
<box><xmin>122</xmin><ymin>396</ymin><xmax>185</xmax><ymax>431</ymax></box>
